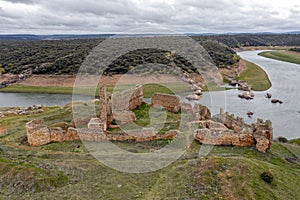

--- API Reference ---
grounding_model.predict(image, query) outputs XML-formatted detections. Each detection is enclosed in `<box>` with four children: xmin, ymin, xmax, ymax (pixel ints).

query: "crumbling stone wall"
<box><xmin>152</xmin><ymin>93</ymin><xmax>181</xmax><ymax>113</ymax></box>
<box><xmin>26</xmin><ymin>119</ymin><xmax>51</xmax><ymax>146</ymax></box>
<box><xmin>26</xmin><ymin>119</ymin><xmax>80</xmax><ymax>146</ymax></box>
<box><xmin>26</xmin><ymin>119</ymin><xmax>178</xmax><ymax>146</ymax></box>
<box><xmin>194</xmin><ymin>109</ymin><xmax>273</xmax><ymax>153</ymax></box>
<box><xmin>111</xmin><ymin>85</ymin><xmax>143</xmax><ymax>111</ymax></box>
<box><xmin>99</xmin><ymin>86</ymin><xmax>107</xmax><ymax>126</ymax></box>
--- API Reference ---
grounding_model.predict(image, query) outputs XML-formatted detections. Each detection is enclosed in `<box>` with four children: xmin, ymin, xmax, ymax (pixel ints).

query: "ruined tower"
<box><xmin>99</xmin><ymin>86</ymin><xmax>107</xmax><ymax>130</ymax></box>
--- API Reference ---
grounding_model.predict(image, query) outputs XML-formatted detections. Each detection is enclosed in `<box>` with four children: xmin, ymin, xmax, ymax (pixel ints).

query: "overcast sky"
<box><xmin>0</xmin><ymin>0</ymin><xmax>299</xmax><ymax>34</ymax></box>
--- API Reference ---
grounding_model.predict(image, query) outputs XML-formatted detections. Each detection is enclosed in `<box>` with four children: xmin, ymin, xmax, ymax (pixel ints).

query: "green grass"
<box><xmin>0</xmin><ymin>82</ymin><xmax>190</xmax><ymax>98</ymax></box>
<box><xmin>0</xmin><ymin>104</ymin><xmax>299</xmax><ymax>199</ymax></box>
<box><xmin>259</xmin><ymin>50</ymin><xmax>300</xmax><ymax>65</ymax></box>
<box><xmin>237</xmin><ymin>60</ymin><xmax>272</xmax><ymax>91</ymax></box>
<box><xmin>0</xmin><ymin>84</ymin><xmax>97</xmax><ymax>96</ymax></box>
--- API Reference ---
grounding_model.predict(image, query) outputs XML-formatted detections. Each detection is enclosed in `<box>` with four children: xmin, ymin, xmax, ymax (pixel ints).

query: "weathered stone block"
<box><xmin>152</xmin><ymin>93</ymin><xmax>181</xmax><ymax>113</ymax></box>
<box><xmin>26</xmin><ymin>119</ymin><xmax>51</xmax><ymax>146</ymax></box>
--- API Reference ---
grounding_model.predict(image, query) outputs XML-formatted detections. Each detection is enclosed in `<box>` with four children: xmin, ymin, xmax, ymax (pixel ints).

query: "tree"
<box><xmin>0</xmin><ymin>64</ymin><xmax>5</xmax><ymax>74</ymax></box>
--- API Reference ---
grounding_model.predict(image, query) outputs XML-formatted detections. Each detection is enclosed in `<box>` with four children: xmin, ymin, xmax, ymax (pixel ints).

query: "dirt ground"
<box><xmin>18</xmin><ymin>74</ymin><xmax>184</xmax><ymax>87</ymax></box>
<box><xmin>218</xmin><ymin>60</ymin><xmax>247</xmax><ymax>79</ymax></box>
<box><xmin>0</xmin><ymin>127</ymin><xmax>7</xmax><ymax>135</ymax></box>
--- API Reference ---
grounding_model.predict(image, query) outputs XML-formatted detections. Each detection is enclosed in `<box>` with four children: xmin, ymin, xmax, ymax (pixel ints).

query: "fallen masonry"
<box><xmin>26</xmin><ymin>85</ymin><xmax>273</xmax><ymax>153</ymax></box>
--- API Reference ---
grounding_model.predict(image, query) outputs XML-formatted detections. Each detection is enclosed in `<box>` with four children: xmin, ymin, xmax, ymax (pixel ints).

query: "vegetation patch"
<box><xmin>259</xmin><ymin>50</ymin><xmax>300</xmax><ymax>65</ymax></box>
<box><xmin>237</xmin><ymin>60</ymin><xmax>272</xmax><ymax>91</ymax></box>
<box><xmin>0</xmin><ymin>157</ymin><xmax>68</xmax><ymax>194</ymax></box>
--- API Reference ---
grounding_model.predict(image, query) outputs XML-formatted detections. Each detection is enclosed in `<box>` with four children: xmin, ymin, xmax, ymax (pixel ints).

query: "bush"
<box><xmin>0</xmin><ymin>67</ymin><xmax>5</xmax><ymax>74</ymax></box>
<box><xmin>260</xmin><ymin>171</ymin><xmax>274</xmax><ymax>183</ymax></box>
<box><xmin>111</xmin><ymin>119</ymin><xmax>121</xmax><ymax>125</ymax></box>
<box><xmin>277</xmin><ymin>136</ymin><xmax>288</xmax><ymax>143</ymax></box>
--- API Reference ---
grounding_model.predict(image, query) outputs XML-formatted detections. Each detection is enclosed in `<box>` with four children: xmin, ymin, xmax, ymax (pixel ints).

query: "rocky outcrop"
<box><xmin>0</xmin><ymin>72</ymin><xmax>31</xmax><ymax>88</ymax></box>
<box><xmin>186</xmin><ymin>94</ymin><xmax>202</xmax><ymax>101</ymax></box>
<box><xmin>265</xmin><ymin>93</ymin><xmax>272</xmax><ymax>99</ymax></box>
<box><xmin>152</xmin><ymin>93</ymin><xmax>181</xmax><ymax>113</ymax></box>
<box><xmin>238</xmin><ymin>91</ymin><xmax>254</xmax><ymax>100</ymax></box>
<box><xmin>271</xmin><ymin>99</ymin><xmax>283</xmax><ymax>104</ymax></box>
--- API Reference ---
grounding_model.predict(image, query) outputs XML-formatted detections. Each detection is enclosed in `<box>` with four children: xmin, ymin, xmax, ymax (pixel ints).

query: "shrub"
<box><xmin>0</xmin><ymin>67</ymin><xmax>5</xmax><ymax>74</ymax></box>
<box><xmin>260</xmin><ymin>171</ymin><xmax>274</xmax><ymax>183</ymax></box>
<box><xmin>277</xmin><ymin>136</ymin><xmax>288</xmax><ymax>143</ymax></box>
<box><xmin>111</xmin><ymin>119</ymin><xmax>121</xmax><ymax>125</ymax></box>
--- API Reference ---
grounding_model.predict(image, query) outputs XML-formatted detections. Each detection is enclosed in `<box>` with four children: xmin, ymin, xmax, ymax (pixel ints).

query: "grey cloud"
<box><xmin>3</xmin><ymin>0</ymin><xmax>35</xmax><ymax>4</ymax></box>
<box><xmin>0</xmin><ymin>0</ymin><xmax>299</xmax><ymax>34</ymax></box>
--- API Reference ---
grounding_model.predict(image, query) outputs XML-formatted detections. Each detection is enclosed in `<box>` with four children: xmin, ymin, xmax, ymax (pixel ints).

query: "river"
<box><xmin>0</xmin><ymin>50</ymin><xmax>299</xmax><ymax>138</ymax></box>
<box><xmin>198</xmin><ymin>50</ymin><xmax>300</xmax><ymax>139</ymax></box>
<box><xmin>0</xmin><ymin>92</ymin><xmax>93</xmax><ymax>107</ymax></box>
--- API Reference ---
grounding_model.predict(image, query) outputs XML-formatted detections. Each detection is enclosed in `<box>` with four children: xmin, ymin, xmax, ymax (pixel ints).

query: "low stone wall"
<box><xmin>152</xmin><ymin>93</ymin><xmax>181</xmax><ymax>113</ymax></box>
<box><xmin>112</xmin><ymin>85</ymin><xmax>143</xmax><ymax>111</ymax></box>
<box><xmin>26</xmin><ymin>119</ymin><xmax>178</xmax><ymax>146</ymax></box>
<box><xmin>194</xmin><ymin>129</ymin><xmax>254</xmax><ymax>147</ymax></box>
<box><xmin>26</xmin><ymin>119</ymin><xmax>80</xmax><ymax>146</ymax></box>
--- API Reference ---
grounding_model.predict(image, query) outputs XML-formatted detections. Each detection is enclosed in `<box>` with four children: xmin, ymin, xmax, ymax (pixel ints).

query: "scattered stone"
<box><xmin>271</xmin><ymin>99</ymin><xmax>283</xmax><ymax>104</ymax></box>
<box><xmin>238</xmin><ymin>91</ymin><xmax>254</xmax><ymax>100</ymax></box>
<box><xmin>186</xmin><ymin>94</ymin><xmax>201</xmax><ymax>101</ymax></box>
<box><xmin>247</xmin><ymin>111</ymin><xmax>254</xmax><ymax>118</ymax></box>
<box><xmin>265</xmin><ymin>93</ymin><xmax>272</xmax><ymax>99</ymax></box>
<box><xmin>191</xmin><ymin>85</ymin><xmax>202</xmax><ymax>91</ymax></box>
<box><xmin>285</xmin><ymin>156</ymin><xmax>298</xmax><ymax>164</ymax></box>
<box><xmin>238</xmin><ymin>81</ymin><xmax>252</xmax><ymax>91</ymax></box>
<box><xmin>194</xmin><ymin>90</ymin><xmax>202</xmax><ymax>96</ymax></box>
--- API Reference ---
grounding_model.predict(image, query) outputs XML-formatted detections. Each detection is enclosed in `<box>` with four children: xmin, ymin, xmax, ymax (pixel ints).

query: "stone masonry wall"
<box><xmin>26</xmin><ymin>118</ymin><xmax>177</xmax><ymax>146</ymax></box>
<box><xmin>111</xmin><ymin>85</ymin><xmax>143</xmax><ymax>111</ymax></box>
<box><xmin>194</xmin><ymin>109</ymin><xmax>273</xmax><ymax>153</ymax></box>
<box><xmin>152</xmin><ymin>93</ymin><xmax>181</xmax><ymax>113</ymax></box>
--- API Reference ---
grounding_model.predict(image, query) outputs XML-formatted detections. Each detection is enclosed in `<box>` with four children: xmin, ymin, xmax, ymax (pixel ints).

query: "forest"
<box><xmin>1</xmin><ymin>33</ymin><xmax>299</xmax><ymax>75</ymax></box>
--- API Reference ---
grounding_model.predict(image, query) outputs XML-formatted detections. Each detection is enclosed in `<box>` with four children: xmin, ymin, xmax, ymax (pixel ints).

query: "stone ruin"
<box><xmin>193</xmin><ymin>108</ymin><xmax>273</xmax><ymax>153</ymax></box>
<box><xmin>26</xmin><ymin>85</ymin><xmax>273</xmax><ymax>153</ymax></box>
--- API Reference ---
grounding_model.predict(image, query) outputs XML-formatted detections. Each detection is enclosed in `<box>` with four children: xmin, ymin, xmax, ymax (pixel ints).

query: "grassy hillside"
<box><xmin>0</xmin><ymin>103</ymin><xmax>299</xmax><ymax>199</ymax></box>
<box><xmin>258</xmin><ymin>50</ymin><xmax>300</xmax><ymax>65</ymax></box>
<box><xmin>237</xmin><ymin>60</ymin><xmax>272</xmax><ymax>91</ymax></box>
